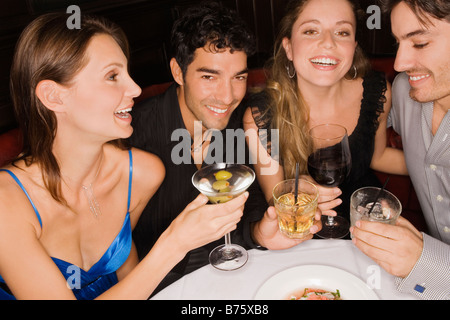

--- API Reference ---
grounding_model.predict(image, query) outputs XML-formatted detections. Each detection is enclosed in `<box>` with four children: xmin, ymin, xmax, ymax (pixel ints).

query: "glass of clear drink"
<box><xmin>273</xmin><ymin>179</ymin><xmax>319</xmax><ymax>239</ymax></box>
<box><xmin>192</xmin><ymin>163</ymin><xmax>255</xmax><ymax>271</ymax></box>
<box><xmin>350</xmin><ymin>187</ymin><xmax>402</xmax><ymax>235</ymax></box>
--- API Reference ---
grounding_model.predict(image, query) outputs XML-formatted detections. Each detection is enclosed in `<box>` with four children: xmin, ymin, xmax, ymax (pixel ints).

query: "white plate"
<box><xmin>254</xmin><ymin>265</ymin><xmax>378</xmax><ymax>300</ymax></box>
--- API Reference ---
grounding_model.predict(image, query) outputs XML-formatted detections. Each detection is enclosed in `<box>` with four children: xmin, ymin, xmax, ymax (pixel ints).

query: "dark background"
<box><xmin>0</xmin><ymin>0</ymin><xmax>395</xmax><ymax>134</ymax></box>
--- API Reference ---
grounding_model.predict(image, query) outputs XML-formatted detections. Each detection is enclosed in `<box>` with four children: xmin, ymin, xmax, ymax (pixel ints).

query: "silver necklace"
<box><xmin>61</xmin><ymin>153</ymin><xmax>104</xmax><ymax>218</ymax></box>
<box><xmin>191</xmin><ymin>129</ymin><xmax>213</xmax><ymax>153</ymax></box>
<box><xmin>82</xmin><ymin>183</ymin><xmax>102</xmax><ymax>218</ymax></box>
<box><xmin>62</xmin><ymin>153</ymin><xmax>103</xmax><ymax>218</ymax></box>
<box><xmin>81</xmin><ymin>154</ymin><xmax>103</xmax><ymax>218</ymax></box>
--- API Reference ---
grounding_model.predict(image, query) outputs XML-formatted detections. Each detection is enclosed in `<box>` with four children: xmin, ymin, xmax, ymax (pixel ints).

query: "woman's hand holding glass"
<box><xmin>251</xmin><ymin>205</ymin><xmax>322</xmax><ymax>250</ymax></box>
<box><xmin>251</xmin><ymin>175</ymin><xmax>342</xmax><ymax>250</ymax></box>
<box><xmin>300</xmin><ymin>175</ymin><xmax>343</xmax><ymax>217</ymax></box>
<box><xmin>164</xmin><ymin>192</ymin><xmax>248</xmax><ymax>255</ymax></box>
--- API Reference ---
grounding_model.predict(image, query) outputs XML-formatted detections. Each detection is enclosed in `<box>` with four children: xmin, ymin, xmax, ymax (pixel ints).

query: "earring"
<box><xmin>286</xmin><ymin>61</ymin><xmax>296</xmax><ymax>79</ymax></box>
<box><xmin>351</xmin><ymin>65</ymin><xmax>357</xmax><ymax>80</ymax></box>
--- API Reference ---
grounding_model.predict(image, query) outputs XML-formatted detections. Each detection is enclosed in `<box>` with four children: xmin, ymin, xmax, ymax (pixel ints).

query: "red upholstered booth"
<box><xmin>0</xmin><ymin>127</ymin><xmax>22</xmax><ymax>168</ymax></box>
<box><xmin>0</xmin><ymin>57</ymin><xmax>427</xmax><ymax>232</ymax></box>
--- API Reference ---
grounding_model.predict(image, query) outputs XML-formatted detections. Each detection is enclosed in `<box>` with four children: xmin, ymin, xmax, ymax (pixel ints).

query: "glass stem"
<box><xmin>224</xmin><ymin>232</ymin><xmax>232</xmax><ymax>247</ymax></box>
<box><xmin>326</xmin><ymin>216</ymin><xmax>335</xmax><ymax>226</ymax></box>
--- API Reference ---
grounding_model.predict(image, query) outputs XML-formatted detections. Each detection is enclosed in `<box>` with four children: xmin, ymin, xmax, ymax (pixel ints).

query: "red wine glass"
<box><xmin>307</xmin><ymin>124</ymin><xmax>351</xmax><ymax>238</ymax></box>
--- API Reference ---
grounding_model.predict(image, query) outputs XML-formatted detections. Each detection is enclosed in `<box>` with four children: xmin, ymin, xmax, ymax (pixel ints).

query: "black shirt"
<box><xmin>128</xmin><ymin>84</ymin><xmax>267</xmax><ymax>292</ymax></box>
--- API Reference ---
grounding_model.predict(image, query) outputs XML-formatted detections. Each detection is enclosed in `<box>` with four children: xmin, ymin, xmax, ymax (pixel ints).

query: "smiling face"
<box><xmin>61</xmin><ymin>34</ymin><xmax>141</xmax><ymax>141</ymax></box>
<box><xmin>391</xmin><ymin>2</ymin><xmax>450</xmax><ymax>105</ymax></box>
<box><xmin>174</xmin><ymin>46</ymin><xmax>248</xmax><ymax>134</ymax></box>
<box><xmin>283</xmin><ymin>0</ymin><xmax>358</xmax><ymax>87</ymax></box>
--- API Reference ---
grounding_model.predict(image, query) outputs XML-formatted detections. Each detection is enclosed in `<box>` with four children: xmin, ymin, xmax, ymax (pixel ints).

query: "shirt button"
<box><xmin>436</xmin><ymin>195</ymin><xmax>443</xmax><ymax>202</ymax></box>
<box><xmin>429</xmin><ymin>164</ymin><xmax>436</xmax><ymax>171</ymax></box>
<box><xmin>444</xmin><ymin>227</ymin><xmax>450</xmax><ymax>233</ymax></box>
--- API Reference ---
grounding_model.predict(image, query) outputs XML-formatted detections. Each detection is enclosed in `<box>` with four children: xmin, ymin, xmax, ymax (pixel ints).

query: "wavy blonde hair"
<box><xmin>265</xmin><ymin>0</ymin><xmax>370</xmax><ymax>179</ymax></box>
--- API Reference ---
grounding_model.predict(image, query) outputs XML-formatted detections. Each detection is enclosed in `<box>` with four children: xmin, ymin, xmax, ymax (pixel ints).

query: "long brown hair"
<box><xmin>10</xmin><ymin>12</ymin><xmax>129</xmax><ymax>205</ymax></box>
<box><xmin>265</xmin><ymin>0</ymin><xmax>370</xmax><ymax>179</ymax></box>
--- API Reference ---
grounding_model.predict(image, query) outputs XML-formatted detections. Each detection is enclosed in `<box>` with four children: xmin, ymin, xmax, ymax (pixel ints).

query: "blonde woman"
<box><xmin>244</xmin><ymin>0</ymin><xmax>407</xmax><ymax>227</ymax></box>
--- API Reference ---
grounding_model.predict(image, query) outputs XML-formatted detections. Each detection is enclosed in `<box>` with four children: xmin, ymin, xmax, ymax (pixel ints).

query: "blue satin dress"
<box><xmin>0</xmin><ymin>150</ymin><xmax>133</xmax><ymax>300</ymax></box>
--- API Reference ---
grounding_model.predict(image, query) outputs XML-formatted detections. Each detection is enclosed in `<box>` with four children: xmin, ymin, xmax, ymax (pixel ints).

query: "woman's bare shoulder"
<box><xmin>104</xmin><ymin>144</ymin><xmax>165</xmax><ymax>189</ymax></box>
<box><xmin>0</xmin><ymin>165</ymin><xmax>42</xmax><ymax>238</ymax></box>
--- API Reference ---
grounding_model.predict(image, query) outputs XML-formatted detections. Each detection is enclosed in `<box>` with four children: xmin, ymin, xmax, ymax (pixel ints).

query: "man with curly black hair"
<box><xmin>128</xmin><ymin>2</ymin><xmax>319</xmax><ymax>296</ymax></box>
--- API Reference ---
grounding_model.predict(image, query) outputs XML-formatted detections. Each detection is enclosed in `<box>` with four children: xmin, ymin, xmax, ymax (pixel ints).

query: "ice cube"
<box><xmin>357</xmin><ymin>205</ymin><xmax>369</xmax><ymax>215</ymax></box>
<box><xmin>368</xmin><ymin>202</ymin><xmax>385</xmax><ymax>220</ymax></box>
<box><xmin>382</xmin><ymin>207</ymin><xmax>392</xmax><ymax>219</ymax></box>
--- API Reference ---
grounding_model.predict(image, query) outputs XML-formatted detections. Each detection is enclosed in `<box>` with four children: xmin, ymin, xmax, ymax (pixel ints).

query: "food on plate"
<box><xmin>289</xmin><ymin>288</ymin><xmax>341</xmax><ymax>300</ymax></box>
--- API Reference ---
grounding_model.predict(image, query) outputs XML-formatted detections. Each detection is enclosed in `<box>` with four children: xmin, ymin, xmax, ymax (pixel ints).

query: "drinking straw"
<box><xmin>367</xmin><ymin>177</ymin><xmax>390</xmax><ymax>216</ymax></box>
<box><xmin>294</xmin><ymin>163</ymin><xmax>299</xmax><ymax>203</ymax></box>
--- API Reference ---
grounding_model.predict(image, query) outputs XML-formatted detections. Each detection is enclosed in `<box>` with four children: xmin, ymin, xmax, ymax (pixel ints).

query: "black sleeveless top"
<box><xmin>247</xmin><ymin>71</ymin><xmax>387</xmax><ymax>221</ymax></box>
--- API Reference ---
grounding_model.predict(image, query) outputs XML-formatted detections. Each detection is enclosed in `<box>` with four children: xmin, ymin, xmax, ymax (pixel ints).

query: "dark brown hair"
<box><xmin>379</xmin><ymin>0</ymin><xmax>450</xmax><ymax>24</ymax></box>
<box><xmin>10</xmin><ymin>12</ymin><xmax>129</xmax><ymax>205</ymax></box>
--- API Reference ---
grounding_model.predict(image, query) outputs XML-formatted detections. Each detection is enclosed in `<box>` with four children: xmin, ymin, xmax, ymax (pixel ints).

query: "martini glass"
<box><xmin>192</xmin><ymin>163</ymin><xmax>255</xmax><ymax>271</ymax></box>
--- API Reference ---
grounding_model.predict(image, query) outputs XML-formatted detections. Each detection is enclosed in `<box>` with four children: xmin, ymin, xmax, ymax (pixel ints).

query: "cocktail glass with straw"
<box><xmin>273</xmin><ymin>163</ymin><xmax>319</xmax><ymax>239</ymax></box>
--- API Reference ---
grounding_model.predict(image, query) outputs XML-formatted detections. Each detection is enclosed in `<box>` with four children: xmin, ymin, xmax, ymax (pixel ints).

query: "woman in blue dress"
<box><xmin>0</xmin><ymin>13</ymin><xmax>247</xmax><ymax>300</ymax></box>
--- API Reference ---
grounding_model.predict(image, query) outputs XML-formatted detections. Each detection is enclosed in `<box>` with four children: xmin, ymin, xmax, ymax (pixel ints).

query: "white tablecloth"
<box><xmin>151</xmin><ymin>239</ymin><xmax>417</xmax><ymax>300</ymax></box>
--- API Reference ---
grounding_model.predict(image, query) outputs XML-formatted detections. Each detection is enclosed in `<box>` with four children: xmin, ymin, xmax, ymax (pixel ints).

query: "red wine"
<box><xmin>307</xmin><ymin>156</ymin><xmax>350</xmax><ymax>187</ymax></box>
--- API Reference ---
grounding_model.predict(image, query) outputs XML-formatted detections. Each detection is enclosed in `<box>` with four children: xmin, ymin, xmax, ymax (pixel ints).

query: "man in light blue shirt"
<box><xmin>351</xmin><ymin>0</ymin><xmax>449</xmax><ymax>299</ymax></box>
